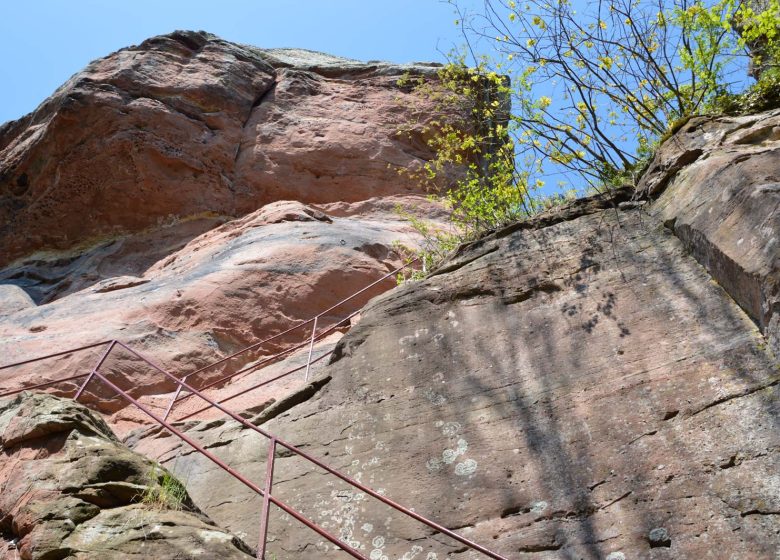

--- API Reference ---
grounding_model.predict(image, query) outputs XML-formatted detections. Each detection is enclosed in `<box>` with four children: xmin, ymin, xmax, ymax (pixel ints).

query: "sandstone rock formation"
<box><xmin>0</xmin><ymin>196</ymin><xmax>445</xmax><ymax>428</ymax></box>
<box><xmin>0</xmin><ymin>31</ymin><xmax>449</xmax><ymax>428</ymax></box>
<box><xmin>128</xmin><ymin>109</ymin><xmax>780</xmax><ymax>557</ymax></box>
<box><xmin>0</xmin><ymin>30</ymin><xmax>441</xmax><ymax>266</ymax></box>
<box><xmin>2</xmin><ymin>30</ymin><xmax>779</xmax><ymax>560</ymax></box>
<box><xmin>0</xmin><ymin>392</ymin><xmax>253</xmax><ymax>559</ymax></box>
<box><xmin>637</xmin><ymin>108</ymin><xmax>780</xmax><ymax>356</ymax></box>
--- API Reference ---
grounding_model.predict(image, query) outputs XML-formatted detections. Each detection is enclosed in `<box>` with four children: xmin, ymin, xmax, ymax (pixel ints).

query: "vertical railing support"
<box><xmin>304</xmin><ymin>316</ymin><xmax>318</xmax><ymax>382</ymax></box>
<box><xmin>163</xmin><ymin>375</ymin><xmax>187</xmax><ymax>421</ymax></box>
<box><xmin>257</xmin><ymin>437</ymin><xmax>277</xmax><ymax>559</ymax></box>
<box><xmin>74</xmin><ymin>340</ymin><xmax>116</xmax><ymax>402</ymax></box>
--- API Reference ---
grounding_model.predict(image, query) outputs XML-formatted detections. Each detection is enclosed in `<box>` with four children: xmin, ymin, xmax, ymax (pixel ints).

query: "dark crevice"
<box><xmin>232</xmin><ymin>79</ymin><xmax>278</xmax><ymax>167</ymax></box>
<box><xmin>688</xmin><ymin>377</ymin><xmax>780</xmax><ymax>419</ymax></box>
<box><xmin>247</xmin><ymin>375</ymin><xmax>331</xmax><ymax>427</ymax></box>
<box><xmin>740</xmin><ymin>509</ymin><xmax>780</xmax><ymax>517</ymax></box>
<box><xmin>516</xmin><ymin>542</ymin><xmax>564</xmax><ymax>552</ymax></box>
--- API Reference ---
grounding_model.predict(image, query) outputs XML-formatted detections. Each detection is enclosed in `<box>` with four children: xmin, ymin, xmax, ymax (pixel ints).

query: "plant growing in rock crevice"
<box><xmin>141</xmin><ymin>466</ymin><xmax>188</xmax><ymax>511</ymax></box>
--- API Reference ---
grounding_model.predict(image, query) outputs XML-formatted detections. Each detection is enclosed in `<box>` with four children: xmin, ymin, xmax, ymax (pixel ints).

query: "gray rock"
<box><xmin>648</xmin><ymin>527</ymin><xmax>672</xmax><ymax>547</ymax></box>
<box><xmin>638</xmin><ymin>108</ymin><xmax>780</xmax><ymax>356</ymax></box>
<box><xmin>0</xmin><ymin>392</ymin><xmax>253</xmax><ymax>559</ymax></box>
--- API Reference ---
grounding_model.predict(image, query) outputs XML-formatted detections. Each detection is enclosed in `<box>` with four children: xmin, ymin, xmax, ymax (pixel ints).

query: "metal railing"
<box><xmin>0</xmin><ymin>264</ymin><xmax>509</xmax><ymax>560</ymax></box>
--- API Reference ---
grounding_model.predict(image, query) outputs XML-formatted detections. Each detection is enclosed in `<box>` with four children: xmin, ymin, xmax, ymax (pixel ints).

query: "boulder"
<box><xmin>0</xmin><ymin>392</ymin><xmax>253</xmax><ymax>559</ymax></box>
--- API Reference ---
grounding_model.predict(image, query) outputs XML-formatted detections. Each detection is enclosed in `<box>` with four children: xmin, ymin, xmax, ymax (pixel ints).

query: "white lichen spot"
<box><xmin>362</xmin><ymin>523</ymin><xmax>374</xmax><ymax>533</ymax></box>
<box><xmin>606</xmin><ymin>552</ymin><xmax>626</xmax><ymax>560</ymax></box>
<box><xmin>455</xmin><ymin>459</ymin><xmax>478</xmax><ymax>476</ymax></box>
<box><xmin>441</xmin><ymin>422</ymin><xmax>461</xmax><ymax>437</ymax></box>
<box><xmin>433</xmin><ymin>333</ymin><xmax>444</xmax><ymax>343</ymax></box>
<box><xmin>198</xmin><ymin>530</ymin><xmax>232</xmax><ymax>543</ymax></box>
<box><xmin>426</xmin><ymin>554</ymin><xmax>438</xmax><ymax>560</ymax></box>
<box><xmin>426</xmin><ymin>457</ymin><xmax>443</xmax><ymax>472</ymax></box>
<box><xmin>424</xmin><ymin>388</ymin><xmax>447</xmax><ymax>405</ymax></box>
<box><xmin>530</xmin><ymin>500</ymin><xmax>549</xmax><ymax>513</ymax></box>
<box><xmin>442</xmin><ymin>449</ymin><xmax>459</xmax><ymax>464</ymax></box>
<box><xmin>434</xmin><ymin>420</ymin><xmax>444</xmax><ymax>428</ymax></box>
<box><xmin>400</xmin><ymin>545</ymin><xmax>424</xmax><ymax>559</ymax></box>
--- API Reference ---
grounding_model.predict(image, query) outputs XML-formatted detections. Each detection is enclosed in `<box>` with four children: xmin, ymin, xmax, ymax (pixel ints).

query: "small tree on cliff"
<box><xmin>449</xmin><ymin>0</ymin><xmax>780</xmax><ymax>188</ymax></box>
<box><xmin>395</xmin><ymin>0</ymin><xmax>780</xmax><ymax>279</ymax></box>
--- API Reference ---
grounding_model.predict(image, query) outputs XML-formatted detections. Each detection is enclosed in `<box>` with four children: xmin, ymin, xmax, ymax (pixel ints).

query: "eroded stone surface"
<box><xmin>129</xmin><ymin>191</ymin><xmax>780</xmax><ymax>558</ymax></box>
<box><xmin>0</xmin><ymin>196</ymin><xmax>446</xmax><ymax>428</ymax></box>
<box><xmin>0</xmin><ymin>392</ymin><xmax>252</xmax><ymax>559</ymax></box>
<box><xmin>0</xmin><ymin>30</ymin><xmax>442</xmax><ymax>267</ymax></box>
<box><xmin>0</xmin><ymin>29</ymin><xmax>450</xmax><ymax>427</ymax></box>
<box><xmin>638</xmin><ymin>108</ymin><xmax>780</xmax><ymax>355</ymax></box>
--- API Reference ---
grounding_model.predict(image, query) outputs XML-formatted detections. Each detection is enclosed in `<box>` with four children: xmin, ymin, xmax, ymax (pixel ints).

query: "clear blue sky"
<box><xmin>0</xmin><ymin>0</ymin><xmax>474</xmax><ymax>124</ymax></box>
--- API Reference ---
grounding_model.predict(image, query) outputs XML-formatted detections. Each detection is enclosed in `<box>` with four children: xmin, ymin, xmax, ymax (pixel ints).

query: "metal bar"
<box><xmin>172</xmin><ymin>338</ymin><xmax>310</xmax><ymax>408</ymax></box>
<box><xmin>0</xmin><ymin>340</ymin><xmax>111</xmax><ymax>371</ymax></box>
<box><xmin>73</xmin><ymin>340</ymin><xmax>117</xmax><ymax>402</ymax></box>
<box><xmin>112</xmin><ymin>341</ymin><xmax>508</xmax><ymax>560</ymax></box>
<box><xmin>257</xmin><ymin>437</ymin><xmax>276</xmax><ymax>560</ymax></box>
<box><xmin>266</xmin><ymin>494</ymin><xmax>368</xmax><ymax>560</ymax></box>
<box><xmin>173</xmin><ymin>308</ymin><xmax>359</xmax><ymax>410</ymax></box>
<box><xmin>0</xmin><ymin>372</ymin><xmax>90</xmax><ymax>398</ymax></box>
<box><xmin>272</xmin><ymin>442</ymin><xmax>509</xmax><ymax>560</ymax></box>
<box><xmin>175</xmin><ymin>350</ymin><xmax>334</xmax><ymax>422</ymax></box>
<box><xmin>0</xmin><ymin>260</ymin><xmax>416</xmax><ymax>401</ymax></box>
<box><xmin>304</xmin><ymin>316</ymin><xmax>318</xmax><ymax>382</ymax></box>
<box><xmin>163</xmin><ymin>374</ymin><xmax>187</xmax><ymax>421</ymax></box>
<box><xmin>312</xmin><ymin>259</ymin><xmax>417</xmax><ymax>320</ymax></box>
<box><xmin>160</xmin><ymin>260</ymin><xmax>416</xmax><ymax>397</ymax></box>
<box><xmin>87</xmin><ymin>368</ymin><xmax>369</xmax><ymax>560</ymax></box>
<box><xmin>168</xmin><ymin>319</ymin><xmax>313</xmax><ymax>391</ymax></box>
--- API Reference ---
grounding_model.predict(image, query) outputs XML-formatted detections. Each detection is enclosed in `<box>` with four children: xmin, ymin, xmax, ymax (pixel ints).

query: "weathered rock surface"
<box><xmin>3</xmin><ymin>29</ymin><xmax>779</xmax><ymax>560</ymax></box>
<box><xmin>0</xmin><ymin>196</ymin><xmax>445</xmax><ymax>428</ymax></box>
<box><xmin>0</xmin><ymin>30</ymin><xmax>449</xmax><ymax>427</ymax></box>
<box><xmin>0</xmin><ymin>30</ymin><xmax>442</xmax><ymax>267</ymax></box>
<box><xmin>130</xmin><ymin>181</ymin><xmax>779</xmax><ymax>559</ymax></box>
<box><xmin>0</xmin><ymin>392</ymin><xmax>253</xmax><ymax>559</ymax></box>
<box><xmin>638</xmin><ymin>108</ymin><xmax>780</xmax><ymax>355</ymax></box>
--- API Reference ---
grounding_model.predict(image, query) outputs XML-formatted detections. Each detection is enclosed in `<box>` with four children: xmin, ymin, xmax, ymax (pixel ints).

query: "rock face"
<box><xmin>130</xmin><ymin>165</ymin><xmax>779</xmax><ymax>557</ymax></box>
<box><xmin>638</xmin><ymin>108</ymin><xmax>780</xmax><ymax>356</ymax></box>
<box><xmin>3</xmin><ymin>30</ymin><xmax>780</xmax><ymax>560</ymax></box>
<box><xmin>0</xmin><ymin>392</ymin><xmax>253</xmax><ymax>559</ymax></box>
<box><xmin>0</xmin><ymin>195</ymin><xmax>446</xmax><ymax>426</ymax></box>
<box><xmin>0</xmin><ymin>30</ymin><xmax>449</xmax><ymax>428</ymax></box>
<box><xmin>0</xmin><ymin>30</ymin><xmax>441</xmax><ymax>267</ymax></box>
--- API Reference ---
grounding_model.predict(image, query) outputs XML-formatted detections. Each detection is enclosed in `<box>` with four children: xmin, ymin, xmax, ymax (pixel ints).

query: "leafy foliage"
<box><xmin>395</xmin><ymin>0</ymin><xmax>779</xmax><ymax>281</ymax></box>
<box><xmin>454</xmin><ymin>0</ymin><xmax>779</xmax><ymax>184</ymax></box>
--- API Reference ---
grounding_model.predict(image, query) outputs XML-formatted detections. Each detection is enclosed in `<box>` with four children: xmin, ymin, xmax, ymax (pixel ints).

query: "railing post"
<box><xmin>74</xmin><ymin>341</ymin><xmax>116</xmax><ymax>402</ymax></box>
<box><xmin>304</xmin><ymin>316</ymin><xmax>318</xmax><ymax>382</ymax></box>
<box><xmin>257</xmin><ymin>437</ymin><xmax>276</xmax><ymax>559</ymax></box>
<box><xmin>163</xmin><ymin>375</ymin><xmax>187</xmax><ymax>421</ymax></box>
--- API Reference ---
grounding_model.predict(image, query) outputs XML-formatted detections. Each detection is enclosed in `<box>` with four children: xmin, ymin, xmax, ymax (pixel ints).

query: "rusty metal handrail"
<box><xmin>0</xmin><ymin>258</ymin><xmax>508</xmax><ymax>559</ymax></box>
<box><xmin>89</xmin><ymin>340</ymin><xmax>507</xmax><ymax>560</ymax></box>
<box><xmin>0</xmin><ymin>262</ymin><xmax>408</xmax><ymax>403</ymax></box>
<box><xmin>2</xmin><ymin>337</ymin><xmax>508</xmax><ymax>558</ymax></box>
<box><xmin>161</xmin><ymin>261</ymin><xmax>413</xmax><ymax>419</ymax></box>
